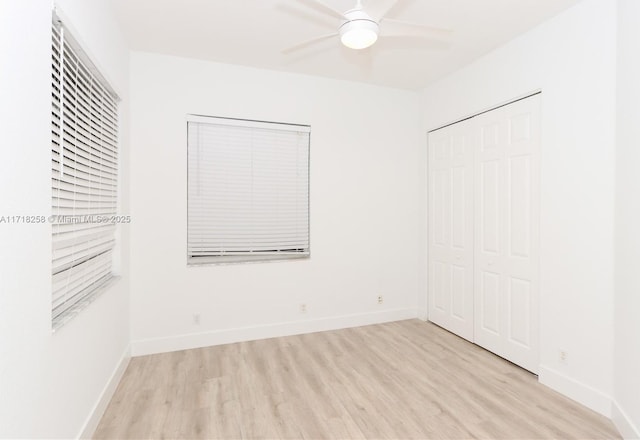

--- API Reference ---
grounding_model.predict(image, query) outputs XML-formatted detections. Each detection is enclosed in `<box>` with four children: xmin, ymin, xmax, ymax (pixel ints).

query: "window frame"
<box><xmin>186</xmin><ymin>114</ymin><xmax>311</xmax><ymax>265</ymax></box>
<box><xmin>51</xmin><ymin>13</ymin><xmax>121</xmax><ymax>330</ymax></box>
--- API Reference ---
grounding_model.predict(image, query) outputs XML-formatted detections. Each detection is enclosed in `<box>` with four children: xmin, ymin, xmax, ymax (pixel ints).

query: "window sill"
<box><xmin>187</xmin><ymin>253</ymin><xmax>310</xmax><ymax>266</ymax></box>
<box><xmin>51</xmin><ymin>275</ymin><xmax>121</xmax><ymax>333</ymax></box>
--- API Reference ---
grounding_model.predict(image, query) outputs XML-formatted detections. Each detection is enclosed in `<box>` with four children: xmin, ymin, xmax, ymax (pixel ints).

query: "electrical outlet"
<box><xmin>377</xmin><ymin>295</ymin><xmax>384</xmax><ymax>305</ymax></box>
<box><xmin>300</xmin><ymin>303</ymin><xmax>307</xmax><ymax>313</ymax></box>
<box><xmin>193</xmin><ymin>313</ymin><xmax>201</xmax><ymax>325</ymax></box>
<box><xmin>559</xmin><ymin>349</ymin><xmax>568</xmax><ymax>365</ymax></box>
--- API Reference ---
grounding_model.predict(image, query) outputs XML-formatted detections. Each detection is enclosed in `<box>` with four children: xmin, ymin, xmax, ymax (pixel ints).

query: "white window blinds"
<box><xmin>187</xmin><ymin>116</ymin><xmax>310</xmax><ymax>263</ymax></box>
<box><xmin>51</xmin><ymin>19</ymin><xmax>119</xmax><ymax>329</ymax></box>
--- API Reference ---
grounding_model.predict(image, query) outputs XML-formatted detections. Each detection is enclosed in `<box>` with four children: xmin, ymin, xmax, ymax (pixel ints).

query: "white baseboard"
<box><xmin>78</xmin><ymin>345</ymin><xmax>131</xmax><ymax>439</ymax></box>
<box><xmin>131</xmin><ymin>308</ymin><xmax>418</xmax><ymax>356</ymax></box>
<box><xmin>538</xmin><ymin>365</ymin><xmax>612</xmax><ymax>417</ymax></box>
<box><xmin>612</xmin><ymin>400</ymin><xmax>640</xmax><ymax>439</ymax></box>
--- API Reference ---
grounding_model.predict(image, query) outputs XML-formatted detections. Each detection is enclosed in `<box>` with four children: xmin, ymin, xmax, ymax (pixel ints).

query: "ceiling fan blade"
<box><xmin>380</xmin><ymin>18</ymin><xmax>452</xmax><ymax>38</ymax></box>
<box><xmin>296</xmin><ymin>0</ymin><xmax>346</xmax><ymax>19</ymax></box>
<box><xmin>282</xmin><ymin>32</ymin><xmax>339</xmax><ymax>54</ymax></box>
<box><xmin>367</xmin><ymin>0</ymin><xmax>400</xmax><ymax>21</ymax></box>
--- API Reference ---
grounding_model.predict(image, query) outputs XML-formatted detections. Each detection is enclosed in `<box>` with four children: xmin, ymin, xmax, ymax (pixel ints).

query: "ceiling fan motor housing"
<box><xmin>339</xmin><ymin>9</ymin><xmax>379</xmax><ymax>49</ymax></box>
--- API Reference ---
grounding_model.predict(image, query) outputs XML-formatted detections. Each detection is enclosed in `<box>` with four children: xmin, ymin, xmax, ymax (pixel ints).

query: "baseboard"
<box><xmin>538</xmin><ymin>365</ymin><xmax>612</xmax><ymax>417</ymax></box>
<box><xmin>612</xmin><ymin>400</ymin><xmax>640</xmax><ymax>439</ymax></box>
<box><xmin>78</xmin><ymin>345</ymin><xmax>131</xmax><ymax>439</ymax></box>
<box><xmin>131</xmin><ymin>308</ymin><xmax>418</xmax><ymax>356</ymax></box>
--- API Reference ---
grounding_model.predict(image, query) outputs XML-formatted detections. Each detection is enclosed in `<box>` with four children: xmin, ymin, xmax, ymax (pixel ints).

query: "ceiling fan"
<box><xmin>283</xmin><ymin>0</ymin><xmax>451</xmax><ymax>53</ymax></box>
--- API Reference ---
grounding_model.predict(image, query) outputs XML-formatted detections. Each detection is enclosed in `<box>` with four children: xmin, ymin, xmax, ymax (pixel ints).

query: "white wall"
<box><xmin>421</xmin><ymin>0</ymin><xmax>617</xmax><ymax>416</ymax></box>
<box><xmin>2</xmin><ymin>0</ymin><xmax>632</xmax><ymax>436</ymax></box>
<box><xmin>128</xmin><ymin>52</ymin><xmax>424</xmax><ymax>354</ymax></box>
<box><xmin>0</xmin><ymin>0</ymin><xmax>130</xmax><ymax>437</ymax></box>
<box><xmin>614</xmin><ymin>0</ymin><xmax>640</xmax><ymax>437</ymax></box>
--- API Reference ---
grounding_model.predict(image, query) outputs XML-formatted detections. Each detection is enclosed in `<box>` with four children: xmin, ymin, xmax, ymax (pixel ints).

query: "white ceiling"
<box><xmin>111</xmin><ymin>0</ymin><xmax>582</xmax><ymax>90</ymax></box>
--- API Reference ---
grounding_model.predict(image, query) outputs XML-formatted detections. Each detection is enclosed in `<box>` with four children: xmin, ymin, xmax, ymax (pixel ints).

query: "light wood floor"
<box><xmin>94</xmin><ymin>320</ymin><xmax>620</xmax><ymax>439</ymax></box>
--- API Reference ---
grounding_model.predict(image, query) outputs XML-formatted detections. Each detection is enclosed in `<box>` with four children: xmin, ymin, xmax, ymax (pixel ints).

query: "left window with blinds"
<box><xmin>51</xmin><ymin>16</ymin><xmax>120</xmax><ymax>330</ymax></box>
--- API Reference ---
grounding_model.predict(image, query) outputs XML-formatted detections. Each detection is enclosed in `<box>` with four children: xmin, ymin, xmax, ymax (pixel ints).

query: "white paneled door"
<box><xmin>427</xmin><ymin>118</ymin><xmax>475</xmax><ymax>342</ymax></box>
<box><xmin>428</xmin><ymin>94</ymin><xmax>540</xmax><ymax>373</ymax></box>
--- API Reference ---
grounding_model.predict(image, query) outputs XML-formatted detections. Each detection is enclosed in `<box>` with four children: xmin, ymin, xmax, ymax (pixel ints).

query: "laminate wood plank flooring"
<box><xmin>94</xmin><ymin>320</ymin><xmax>620</xmax><ymax>439</ymax></box>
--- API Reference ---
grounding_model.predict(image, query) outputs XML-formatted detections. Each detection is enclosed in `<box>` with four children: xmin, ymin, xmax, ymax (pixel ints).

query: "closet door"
<box><xmin>427</xmin><ymin>119</ymin><xmax>475</xmax><ymax>341</ymax></box>
<box><xmin>474</xmin><ymin>95</ymin><xmax>540</xmax><ymax>373</ymax></box>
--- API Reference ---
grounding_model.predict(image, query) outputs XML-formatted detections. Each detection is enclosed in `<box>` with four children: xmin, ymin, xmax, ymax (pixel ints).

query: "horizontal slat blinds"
<box><xmin>51</xmin><ymin>20</ymin><xmax>119</xmax><ymax>328</ymax></box>
<box><xmin>187</xmin><ymin>116</ymin><xmax>310</xmax><ymax>262</ymax></box>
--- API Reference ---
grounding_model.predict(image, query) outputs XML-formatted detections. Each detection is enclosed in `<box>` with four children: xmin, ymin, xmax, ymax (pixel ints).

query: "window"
<box><xmin>51</xmin><ymin>17</ymin><xmax>120</xmax><ymax>329</ymax></box>
<box><xmin>187</xmin><ymin>116</ymin><xmax>310</xmax><ymax>264</ymax></box>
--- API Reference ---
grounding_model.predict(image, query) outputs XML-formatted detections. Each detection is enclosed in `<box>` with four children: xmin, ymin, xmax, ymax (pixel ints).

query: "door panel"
<box><xmin>433</xmin><ymin>261</ymin><xmax>448</xmax><ymax>312</ymax></box>
<box><xmin>433</xmin><ymin>167</ymin><xmax>449</xmax><ymax>246</ymax></box>
<box><xmin>480</xmin><ymin>159</ymin><xmax>501</xmax><ymax>255</ymax></box>
<box><xmin>451</xmin><ymin>166</ymin><xmax>467</xmax><ymax>249</ymax></box>
<box><xmin>428</xmin><ymin>119</ymin><xmax>475</xmax><ymax>342</ymax></box>
<box><xmin>451</xmin><ymin>264</ymin><xmax>467</xmax><ymax>320</ymax></box>
<box><xmin>509</xmin><ymin>155</ymin><xmax>531</xmax><ymax>258</ymax></box>
<box><xmin>480</xmin><ymin>270</ymin><xmax>500</xmax><ymax>334</ymax></box>
<box><xmin>508</xmin><ymin>276</ymin><xmax>531</xmax><ymax>347</ymax></box>
<box><xmin>474</xmin><ymin>95</ymin><xmax>540</xmax><ymax>373</ymax></box>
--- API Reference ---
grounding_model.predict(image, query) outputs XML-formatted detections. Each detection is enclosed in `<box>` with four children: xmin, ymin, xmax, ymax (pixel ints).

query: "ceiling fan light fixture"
<box><xmin>282</xmin><ymin>0</ymin><xmax>453</xmax><ymax>55</ymax></box>
<box><xmin>339</xmin><ymin>19</ymin><xmax>379</xmax><ymax>50</ymax></box>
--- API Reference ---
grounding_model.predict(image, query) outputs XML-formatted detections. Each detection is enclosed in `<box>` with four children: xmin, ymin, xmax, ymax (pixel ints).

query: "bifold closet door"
<box><xmin>474</xmin><ymin>95</ymin><xmax>540</xmax><ymax>374</ymax></box>
<box><xmin>427</xmin><ymin>94</ymin><xmax>540</xmax><ymax>373</ymax></box>
<box><xmin>427</xmin><ymin>118</ymin><xmax>475</xmax><ymax>342</ymax></box>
